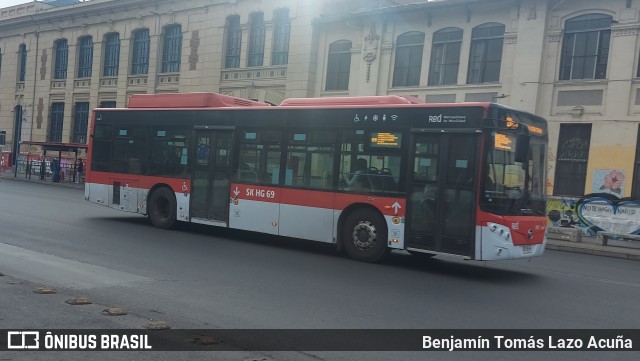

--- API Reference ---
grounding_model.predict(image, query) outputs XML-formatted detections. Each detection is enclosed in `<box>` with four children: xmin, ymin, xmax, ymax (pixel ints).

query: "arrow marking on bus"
<box><xmin>392</xmin><ymin>202</ymin><xmax>401</xmax><ymax>215</ymax></box>
<box><xmin>233</xmin><ymin>187</ymin><xmax>240</xmax><ymax>197</ymax></box>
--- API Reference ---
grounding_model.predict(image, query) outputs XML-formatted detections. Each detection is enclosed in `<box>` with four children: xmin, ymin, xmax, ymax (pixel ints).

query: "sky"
<box><xmin>0</xmin><ymin>0</ymin><xmax>92</xmax><ymax>8</ymax></box>
<box><xmin>0</xmin><ymin>0</ymin><xmax>440</xmax><ymax>10</ymax></box>
<box><xmin>0</xmin><ymin>0</ymin><xmax>37</xmax><ymax>7</ymax></box>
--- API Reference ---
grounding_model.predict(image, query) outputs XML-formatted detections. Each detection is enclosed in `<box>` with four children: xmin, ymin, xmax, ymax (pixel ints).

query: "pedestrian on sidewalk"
<box><xmin>75</xmin><ymin>159</ymin><xmax>84</xmax><ymax>183</ymax></box>
<box><xmin>51</xmin><ymin>158</ymin><xmax>60</xmax><ymax>182</ymax></box>
<box><xmin>40</xmin><ymin>157</ymin><xmax>46</xmax><ymax>180</ymax></box>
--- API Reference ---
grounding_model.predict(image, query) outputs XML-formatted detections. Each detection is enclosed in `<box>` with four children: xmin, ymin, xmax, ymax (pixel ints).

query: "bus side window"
<box><xmin>148</xmin><ymin>127</ymin><xmax>188</xmax><ymax>177</ymax></box>
<box><xmin>339</xmin><ymin>130</ymin><xmax>402</xmax><ymax>194</ymax></box>
<box><xmin>238</xmin><ymin>130</ymin><xmax>283</xmax><ymax>185</ymax></box>
<box><xmin>112</xmin><ymin>126</ymin><xmax>149</xmax><ymax>175</ymax></box>
<box><xmin>285</xmin><ymin>130</ymin><xmax>337</xmax><ymax>190</ymax></box>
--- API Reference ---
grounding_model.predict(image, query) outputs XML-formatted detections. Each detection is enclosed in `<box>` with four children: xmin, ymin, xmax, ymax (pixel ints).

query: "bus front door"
<box><xmin>406</xmin><ymin>133</ymin><xmax>478</xmax><ymax>257</ymax></box>
<box><xmin>190</xmin><ymin>130</ymin><xmax>233</xmax><ymax>226</ymax></box>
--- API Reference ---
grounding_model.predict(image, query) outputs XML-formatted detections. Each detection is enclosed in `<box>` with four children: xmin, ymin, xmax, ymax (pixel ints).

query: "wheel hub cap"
<box><xmin>352</xmin><ymin>221</ymin><xmax>376</xmax><ymax>249</ymax></box>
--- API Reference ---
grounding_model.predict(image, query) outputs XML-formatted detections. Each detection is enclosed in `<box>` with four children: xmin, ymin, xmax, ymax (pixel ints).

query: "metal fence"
<box><xmin>12</xmin><ymin>155</ymin><xmax>84</xmax><ymax>184</ymax></box>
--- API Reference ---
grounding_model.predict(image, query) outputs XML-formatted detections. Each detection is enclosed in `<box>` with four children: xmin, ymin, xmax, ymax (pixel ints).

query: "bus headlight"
<box><xmin>488</xmin><ymin>222</ymin><xmax>511</xmax><ymax>241</ymax></box>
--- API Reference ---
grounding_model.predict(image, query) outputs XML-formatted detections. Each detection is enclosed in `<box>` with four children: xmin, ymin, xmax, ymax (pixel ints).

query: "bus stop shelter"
<box><xmin>18</xmin><ymin>141</ymin><xmax>88</xmax><ymax>182</ymax></box>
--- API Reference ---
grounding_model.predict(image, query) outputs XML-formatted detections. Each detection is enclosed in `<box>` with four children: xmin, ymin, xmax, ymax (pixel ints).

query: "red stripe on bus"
<box><xmin>87</xmin><ymin>174</ymin><xmax>405</xmax><ymax>217</ymax></box>
<box><xmin>334</xmin><ymin>193</ymin><xmax>406</xmax><ymax>217</ymax></box>
<box><xmin>231</xmin><ymin>184</ymin><xmax>405</xmax><ymax>216</ymax></box>
<box><xmin>87</xmin><ymin>172</ymin><xmax>191</xmax><ymax>194</ymax></box>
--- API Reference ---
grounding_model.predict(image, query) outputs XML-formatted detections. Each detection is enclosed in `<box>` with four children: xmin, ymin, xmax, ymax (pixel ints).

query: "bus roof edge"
<box><xmin>127</xmin><ymin>92</ymin><xmax>270</xmax><ymax>108</ymax></box>
<box><xmin>279</xmin><ymin>95</ymin><xmax>423</xmax><ymax>106</ymax></box>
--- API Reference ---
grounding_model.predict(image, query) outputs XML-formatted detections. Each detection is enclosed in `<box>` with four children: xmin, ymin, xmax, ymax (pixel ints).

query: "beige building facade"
<box><xmin>1</xmin><ymin>0</ymin><xmax>639</xmax><ymax>198</ymax></box>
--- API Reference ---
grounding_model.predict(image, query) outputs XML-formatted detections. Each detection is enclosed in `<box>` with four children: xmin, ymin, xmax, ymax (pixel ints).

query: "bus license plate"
<box><xmin>522</xmin><ymin>245</ymin><xmax>532</xmax><ymax>254</ymax></box>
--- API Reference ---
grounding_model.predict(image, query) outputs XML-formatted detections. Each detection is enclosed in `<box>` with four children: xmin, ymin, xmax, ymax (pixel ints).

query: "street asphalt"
<box><xmin>3</xmin><ymin>169</ymin><xmax>639</xmax><ymax>262</ymax></box>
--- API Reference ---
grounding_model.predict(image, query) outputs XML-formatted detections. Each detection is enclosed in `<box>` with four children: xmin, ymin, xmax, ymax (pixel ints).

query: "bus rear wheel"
<box><xmin>148</xmin><ymin>187</ymin><xmax>177</xmax><ymax>229</ymax></box>
<box><xmin>342</xmin><ymin>208</ymin><xmax>388</xmax><ymax>263</ymax></box>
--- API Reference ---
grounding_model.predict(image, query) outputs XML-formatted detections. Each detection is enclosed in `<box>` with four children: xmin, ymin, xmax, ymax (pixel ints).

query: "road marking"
<box><xmin>0</xmin><ymin>242</ymin><xmax>151</xmax><ymax>290</ymax></box>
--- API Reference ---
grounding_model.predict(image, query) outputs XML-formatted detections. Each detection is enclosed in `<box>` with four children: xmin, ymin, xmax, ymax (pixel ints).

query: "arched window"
<box><xmin>428</xmin><ymin>28</ymin><xmax>463</xmax><ymax>86</ymax></box>
<box><xmin>77</xmin><ymin>36</ymin><xmax>94</xmax><ymax>78</ymax></box>
<box><xmin>392</xmin><ymin>32</ymin><xmax>425</xmax><ymax>87</ymax></box>
<box><xmin>467</xmin><ymin>23</ymin><xmax>504</xmax><ymax>84</ymax></box>
<box><xmin>325</xmin><ymin>40</ymin><xmax>352</xmax><ymax>91</ymax></box>
<box><xmin>161</xmin><ymin>24</ymin><xmax>182</xmax><ymax>73</ymax></box>
<box><xmin>560</xmin><ymin>14</ymin><xmax>612</xmax><ymax>80</ymax></box>
<box><xmin>131</xmin><ymin>29</ymin><xmax>150</xmax><ymax>75</ymax></box>
<box><xmin>553</xmin><ymin>124</ymin><xmax>592</xmax><ymax>196</ymax></box>
<box><xmin>248</xmin><ymin>12</ymin><xmax>266</xmax><ymax>67</ymax></box>
<box><xmin>225</xmin><ymin>15</ymin><xmax>242</xmax><ymax>68</ymax></box>
<box><xmin>103</xmin><ymin>33</ymin><xmax>120</xmax><ymax>77</ymax></box>
<box><xmin>54</xmin><ymin>39</ymin><xmax>68</xmax><ymax>79</ymax></box>
<box><xmin>18</xmin><ymin>44</ymin><xmax>27</xmax><ymax>81</ymax></box>
<box><xmin>272</xmin><ymin>9</ymin><xmax>291</xmax><ymax>65</ymax></box>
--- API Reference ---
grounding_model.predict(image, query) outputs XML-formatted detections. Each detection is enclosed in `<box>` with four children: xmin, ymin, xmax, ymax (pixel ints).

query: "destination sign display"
<box><xmin>495</xmin><ymin>133</ymin><xmax>513</xmax><ymax>151</ymax></box>
<box><xmin>370</xmin><ymin>132</ymin><xmax>402</xmax><ymax>148</ymax></box>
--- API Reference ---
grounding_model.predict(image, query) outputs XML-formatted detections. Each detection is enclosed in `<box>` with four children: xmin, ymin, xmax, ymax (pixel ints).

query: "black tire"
<box><xmin>148</xmin><ymin>187</ymin><xmax>177</xmax><ymax>230</ymax></box>
<box><xmin>342</xmin><ymin>208</ymin><xmax>388</xmax><ymax>263</ymax></box>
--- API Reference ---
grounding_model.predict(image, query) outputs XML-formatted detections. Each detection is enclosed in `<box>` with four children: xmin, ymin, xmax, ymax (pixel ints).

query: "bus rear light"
<box><xmin>272</xmin><ymin>222</ymin><xmax>277</xmax><ymax>227</ymax></box>
<box><xmin>392</xmin><ymin>238</ymin><xmax>399</xmax><ymax>243</ymax></box>
<box><xmin>392</xmin><ymin>217</ymin><xmax>400</xmax><ymax>224</ymax></box>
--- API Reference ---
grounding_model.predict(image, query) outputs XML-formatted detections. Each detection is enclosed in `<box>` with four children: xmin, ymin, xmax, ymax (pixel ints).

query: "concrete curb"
<box><xmin>546</xmin><ymin>239</ymin><xmax>640</xmax><ymax>261</ymax></box>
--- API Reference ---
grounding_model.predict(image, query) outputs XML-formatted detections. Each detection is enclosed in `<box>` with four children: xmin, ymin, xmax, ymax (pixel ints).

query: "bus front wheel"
<box><xmin>148</xmin><ymin>187</ymin><xmax>177</xmax><ymax>229</ymax></box>
<box><xmin>342</xmin><ymin>208</ymin><xmax>388</xmax><ymax>263</ymax></box>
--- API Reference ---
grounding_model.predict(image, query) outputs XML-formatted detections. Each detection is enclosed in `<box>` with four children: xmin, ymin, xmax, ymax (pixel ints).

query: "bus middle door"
<box><xmin>190</xmin><ymin>128</ymin><xmax>233</xmax><ymax>226</ymax></box>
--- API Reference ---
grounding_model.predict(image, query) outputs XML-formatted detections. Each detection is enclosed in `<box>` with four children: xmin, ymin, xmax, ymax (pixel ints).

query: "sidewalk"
<box><xmin>3</xmin><ymin>168</ymin><xmax>639</xmax><ymax>261</ymax></box>
<box><xmin>1</xmin><ymin>168</ymin><xmax>84</xmax><ymax>189</ymax></box>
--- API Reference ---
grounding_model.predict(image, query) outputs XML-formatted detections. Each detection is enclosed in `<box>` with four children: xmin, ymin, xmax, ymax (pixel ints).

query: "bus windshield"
<box><xmin>481</xmin><ymin>130</ymin><xmax>546</xmax><ymax>216</ymax></box>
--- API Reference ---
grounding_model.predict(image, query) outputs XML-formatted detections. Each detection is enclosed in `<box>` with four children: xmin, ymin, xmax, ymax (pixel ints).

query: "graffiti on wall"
<box><xmin>547</xmin><ymin>193</ymin><xmax>640</xmax><ymax>236</ymax></box>
<box><xmin>592</xmin><ymin>169</ymin><xmax>625</xmax><ymax>196</ymax></box>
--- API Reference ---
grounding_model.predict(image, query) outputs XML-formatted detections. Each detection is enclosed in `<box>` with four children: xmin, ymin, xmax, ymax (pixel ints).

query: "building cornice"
<box><xmin>0</xmin><ymin>0</ymin><xmax>206</xmax><ymax>34</ymax></box>
<box><xmin>612</xmin><ymin>24</ymin><xmax>640</xmax><ymax>37</ymax></box>
<box><xmin>314</xmin><ymin>0</ymin><xmax>514</xmax><ymax>25</ymax></box>
<box><xmin>547</xmin><ymin>30</ymin><xmax>562</xmax><ymax>42</ymax></box>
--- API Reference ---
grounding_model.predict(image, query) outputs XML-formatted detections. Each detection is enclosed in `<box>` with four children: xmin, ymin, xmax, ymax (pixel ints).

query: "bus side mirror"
<box><xmin>515</xmin><ymin>133</ymin><xmax>530</xmax><ymax>164</ymax></box>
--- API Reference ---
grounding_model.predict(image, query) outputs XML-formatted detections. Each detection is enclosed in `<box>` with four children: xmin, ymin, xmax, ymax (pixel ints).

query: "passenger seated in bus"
<box><xmin>343</xmin><ymin>158</ymin><xmax>368</xmax><ymax>190</ymax></box>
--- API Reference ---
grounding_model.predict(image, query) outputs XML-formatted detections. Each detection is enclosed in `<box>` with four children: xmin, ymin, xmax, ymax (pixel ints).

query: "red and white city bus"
<box><xmin>85</xmin><ymin>92</ymin><xmax>547</xmax><ymax>262</ymax></box>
